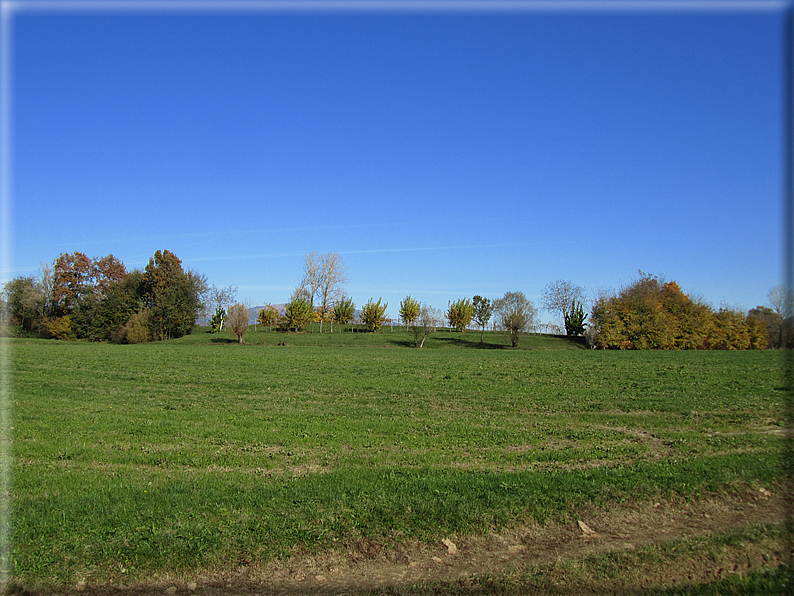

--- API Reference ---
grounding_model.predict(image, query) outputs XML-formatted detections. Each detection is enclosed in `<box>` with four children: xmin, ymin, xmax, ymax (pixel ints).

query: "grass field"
<box><xmin>7</xmin><ymin>327</ymin><xmax>789</xmax><ymax>592</ymax></box>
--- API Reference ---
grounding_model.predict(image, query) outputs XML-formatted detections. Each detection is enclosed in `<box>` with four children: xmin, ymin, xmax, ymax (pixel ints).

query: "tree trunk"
<box><xmin>418</xmin><ymin>331</ymin><xmax>430</xmax><ymax>348</ymax></box>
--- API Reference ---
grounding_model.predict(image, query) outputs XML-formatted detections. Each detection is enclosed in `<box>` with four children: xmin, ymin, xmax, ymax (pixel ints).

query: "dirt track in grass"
<box><xmin>28</xmin><ymin>487</ymin><xmax>788</xmax><ymax>596</ymax></box>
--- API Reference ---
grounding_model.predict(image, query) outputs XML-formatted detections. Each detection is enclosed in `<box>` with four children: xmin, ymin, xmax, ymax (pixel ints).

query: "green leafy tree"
<box><xmin>472</xmin><ymin>295</ymin><xmax>493</xmax><ymax>343</ymax></box>
<box><xmin>446</xmin><ymin>298</ymin><xmax>474</xmax><ymax>332</ymax></box>
<box><xmin>399</xmin><ymin>295</ymin><xmax>421</xmax><ymax>329</ymax></box>
<box><xmin>3</xmin><ymin>276</ymin><xmax>46</xmax><ymax>335</ymax></box>
<box><xmin>333</xmin><ymin>297</ymin><xmax>356</xmax><ymax>331</ymax></box>
<box><xmin>284</xmin><ymin>298</ymin><xmax>313</xmax><ymax>332</ymax></box>
<box><xmin>142</xmin><ymin>250</ymin><xmax>202</xmax><ymax>341</ymax></box>
<box><xmin>88</xmin><ymin>270</ymin><xmax>146</xmax><ymax>342</ymax></box>
<box><xmin>563</xmin><ymin>300</ymin><xmax>587</xmax><ymax>336</ymax></box>
<box><xmin>360</xmin><ymin>298</ymin><xmax>388</xmax><ymax>332</ymax></box>
<box><xmin>493</xmin><ymin>291</ymin><xmax>537</xmax><ymax>348</ymax></box>
<box><xmin>210</xmin><ymin>308</ymin><xmax>226</xmax><ymax>333</ymax></box>
<box><xmin>227</xmin><ymin>303</ymin><xmax>249</xmax><ymax>343</ymax></box>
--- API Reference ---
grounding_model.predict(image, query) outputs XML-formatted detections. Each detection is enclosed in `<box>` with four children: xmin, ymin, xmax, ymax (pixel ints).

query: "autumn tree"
<box><xmin>360</xmin><ymin>298</ymin><xmax>388</xmax><ymax>332</ymax></box>
<box><xmin>413</xmin><ymin>303</ymin><xmax>443</xmax><ymax>348</ymax></box>
<box><xmin>257</xmin><ymin>304</ymin><xmax>279</xmax><ymax>331</ymax></box>
<box><xmin>446</xmin><ymin>298</ymin><xmax>474</xmax><ymax>332</ymax></box>
<box><xmin>51</xmin><ymin>252</ymin><xmax>128</xmax><ymax>339</ymax></box>
<box><xmin>227</xmin><ymin>303</ymin><xmax>250</xmax><ymax>343</ymax></box>
<box><xmin>590</xmin><ymin>272</ymin><xmax>765</xmax><ymax>350</ymax></box>
<box><xmin>314</xmin><ymin>305</ymin><xmax>333</xmax><ymax>333</ymax></box>
<box><xmin>284</xmin><ymin>298</ymin><xmax>313</xmax><ymax>332</ymax></box>
<box><xmin>710</xmin><ymin>307</ymin><xmax>767</xmax><ymax>350</ymax></box>
<box><xmin>493</xmin><ymin>291</ymin><xmax>537</xmax><ymax>348</ymax></box>
<box><xmin>333</xmin><ymin>297</ymin><xmax>356</xmax><ymax>331</ymax></box>
<box><xmin>52</xmin><ymin>251</ymin><xmax>94</xmax><ymax>315</ymax></box>
<box><xmin>4</xmin><ymin>254</ymin><xmax>127</xmax><ymax>339</ymax></box>
<box><xmin>472</xmin><ymin>295</ymin><xmax>493</xmax><ymax>343</ymax></box>
<box><xmin>52</xmin><ymin>252</ymin><xmax>126</xmax><ymax>316</ymax></box>
<box><xmin>399</xmin><ymin>296</ymin><xmax>421</xmax><ymax>328</ymax></box>
<box><xmin>591</xmin><ymin>273</ymin><xmax>675</xmax><ymax>349</ymax></box>
<box><xmin>93</xmin><ymin>255</ymin><xmax>127</xmax><ymax>300</ymax></box>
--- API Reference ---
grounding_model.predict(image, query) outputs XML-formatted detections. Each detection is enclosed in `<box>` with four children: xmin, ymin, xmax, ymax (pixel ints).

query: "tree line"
<box><xmin>2</xmin><ymin>250</ymin><xmax>206</xmax><ymax>343</ymax></box>
<box><xmin>1</xmin><ymin>250</ymin><xmax>787</xmax><ymax>350</ymax></box>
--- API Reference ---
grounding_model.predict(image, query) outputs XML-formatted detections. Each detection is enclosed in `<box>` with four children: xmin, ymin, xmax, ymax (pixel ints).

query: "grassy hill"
<box><xmin>183</xmin><ymin>324</ymin><xmax>589</xmax><ymax>350</ymax></box>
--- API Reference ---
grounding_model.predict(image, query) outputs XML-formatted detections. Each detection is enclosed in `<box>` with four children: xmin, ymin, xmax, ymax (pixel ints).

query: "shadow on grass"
<box><xmin>433</xmin><ymin>336</ymin><xmax>508</xmax><ymax>349</ymax></box>
<box><xmin>385</xmin><ymin>339</ymin><xmax>418</xmax><ymax>348</ymax></box>
<box><xmin>210</xmin><ymin>338</ymin><xmax>239</xmax><ymax>344</ymax></box>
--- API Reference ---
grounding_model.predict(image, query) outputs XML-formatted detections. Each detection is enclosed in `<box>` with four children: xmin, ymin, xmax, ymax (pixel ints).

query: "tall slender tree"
<box><xmin>399</xmin><ymin>296</ymin><xmax>421</xmax><ymax>329</ymax></box>
<box><xmin>472</xmin><ymin>295</ymin><xmax>493</xmax><ymax>343</ymax></box>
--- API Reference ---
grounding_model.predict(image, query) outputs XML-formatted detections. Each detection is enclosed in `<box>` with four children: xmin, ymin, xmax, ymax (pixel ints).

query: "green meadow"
<box><xmin>7</xmin><ymin>327</ymin><xmax>788</xmax><ymax>590</ymax></box>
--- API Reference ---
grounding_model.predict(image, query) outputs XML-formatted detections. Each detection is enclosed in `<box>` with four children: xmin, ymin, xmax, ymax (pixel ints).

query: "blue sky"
<box><xmin>2</xmin><ymin>1</ymin><xmax>786</xmax><ymax>323</ymax></box>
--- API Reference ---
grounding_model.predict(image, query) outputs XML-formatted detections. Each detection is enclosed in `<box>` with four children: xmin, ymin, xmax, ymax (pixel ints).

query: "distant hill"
<box><xmin>196</xmin><ymin>303</ymin><xmax>286</xmax><ymax>326</ymax></box>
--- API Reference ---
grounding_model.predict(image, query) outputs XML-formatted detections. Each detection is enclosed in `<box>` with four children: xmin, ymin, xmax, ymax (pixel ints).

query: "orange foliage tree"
<box><xmin>591</xmin><ymin>272</ymin><xmax>766</xmax><ymax>350</ymax></box>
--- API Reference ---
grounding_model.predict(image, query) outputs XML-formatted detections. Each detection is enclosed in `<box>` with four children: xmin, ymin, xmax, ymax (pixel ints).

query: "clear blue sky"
<box><xmin>3</xmin><ymin>1</ymin><xmax>786</xmax><ymax>323</ymax></box>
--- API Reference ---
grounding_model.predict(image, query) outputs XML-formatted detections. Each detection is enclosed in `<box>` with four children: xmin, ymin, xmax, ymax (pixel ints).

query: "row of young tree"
<box><xmin>2</xmin><ymin>250</ymin><xmax>207</xmax><ymax>343</ymax></box>
<box><xmin>2</xmin><ymin>249</ymin><xmax>788</xmax><ymax>350</ymax></box>
<box><xmin>256</xmin><ymin>264</ymin><xmax>783</xmax><ymax>350</ymax></box>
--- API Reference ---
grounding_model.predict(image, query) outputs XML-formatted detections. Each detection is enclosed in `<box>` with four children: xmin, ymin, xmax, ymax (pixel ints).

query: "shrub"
<box><xmin>227</xmin><ymin>303</ymin><xmax>249</xmax><ymax>343</ymax></box>
<box><xmin>117</xmin><ymin>311</ymin><xmax>151</xmax><ymax>344</ymax></box>
<box><xmin>44</xmin><ymin>315</ymin><xmax>73</xmax><ymax>340</ymax></box>
<box><xmin>413</xmin><ymin>303</ymin><xmax>442</xmax><ymax>348</ymax></box>
<box><xmin>493</xmin><ymin>291</ymin><xmax>537</xmax><ymax>348</ymax></box>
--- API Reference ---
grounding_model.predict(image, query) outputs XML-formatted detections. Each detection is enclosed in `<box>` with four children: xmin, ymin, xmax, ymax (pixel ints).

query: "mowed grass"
<box><xmin>8</xmin><ymin>328</ymin><xmax>787</xmax><ymax>587</ymax></box>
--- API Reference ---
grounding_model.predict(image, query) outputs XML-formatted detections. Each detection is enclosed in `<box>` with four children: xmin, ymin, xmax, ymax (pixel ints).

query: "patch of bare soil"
<box><xmin>26</xmin><ymin>488</ymin><xmax>788</xmax><ymax>596</ymax></box>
